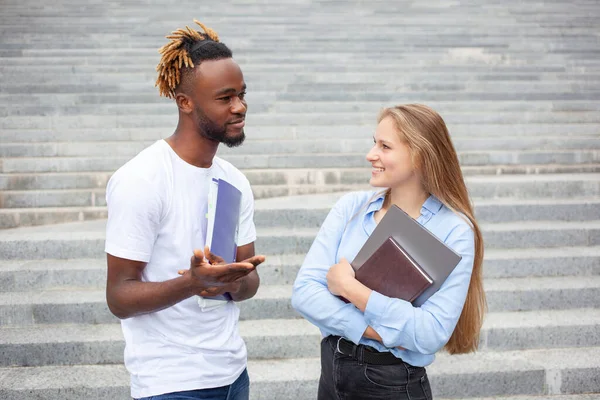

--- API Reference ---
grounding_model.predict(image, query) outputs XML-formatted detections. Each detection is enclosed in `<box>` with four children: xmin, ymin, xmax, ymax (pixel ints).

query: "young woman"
<box><xmin>291</xmin><ymin>104</ymin><xmax>486</xmax><ymax>400</ymax></box>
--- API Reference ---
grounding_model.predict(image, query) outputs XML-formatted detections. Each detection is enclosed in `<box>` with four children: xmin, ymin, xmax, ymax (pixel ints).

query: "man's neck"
<box><xmin>166</xmin><ymin>128</ymin><xmax>219</xmax><ymax>168</ymax></box>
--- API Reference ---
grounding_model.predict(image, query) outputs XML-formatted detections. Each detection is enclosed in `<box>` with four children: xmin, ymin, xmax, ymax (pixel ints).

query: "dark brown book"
<box><xmin>353</xmin><ymin>236</ymin><xmax>433</xmax><ymax>303</ymax></box>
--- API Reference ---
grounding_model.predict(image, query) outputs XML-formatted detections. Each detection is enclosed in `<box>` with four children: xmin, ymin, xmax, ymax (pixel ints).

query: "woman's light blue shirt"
<box><xmin>291</xmin><ymin>190</ymin><xmax>476</xmax><ymax>367</ymax></box>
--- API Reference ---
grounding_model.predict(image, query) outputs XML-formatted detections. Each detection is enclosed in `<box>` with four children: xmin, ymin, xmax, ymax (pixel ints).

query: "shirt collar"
<box><xmin>422</xmin><ymin>195</ymin><xmax>443</xmax><ymax>214</ymax></box>
<box><xmin>363</xmin><ymin>190</ymin><xmax>443</xmax><ymax>216</ymax></box>
<box><xmin>365</xmin><ymin>190</ymin><xmax>387</xmax><ymax>214</ymax></box>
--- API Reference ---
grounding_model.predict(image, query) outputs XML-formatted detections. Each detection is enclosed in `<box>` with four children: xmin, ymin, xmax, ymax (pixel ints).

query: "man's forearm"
<box><xmin>107</xmin><ymin>274</ymin><xmax>198</xmax><ymax>319</ymax></box>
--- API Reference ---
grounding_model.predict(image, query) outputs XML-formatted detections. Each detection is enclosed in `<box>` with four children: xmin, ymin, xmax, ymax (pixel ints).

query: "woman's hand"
<box><xmin>326</xmin><ymin>257</ymin><xmax>356</xmax><ymax>296</ymax></box>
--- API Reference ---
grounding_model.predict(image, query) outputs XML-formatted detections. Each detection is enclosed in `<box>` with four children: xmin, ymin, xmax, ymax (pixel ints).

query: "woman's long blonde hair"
<box><xmin>379</xmin><ymin>104</ymin><xmax>486</xmax><ymax>354</ymax></box>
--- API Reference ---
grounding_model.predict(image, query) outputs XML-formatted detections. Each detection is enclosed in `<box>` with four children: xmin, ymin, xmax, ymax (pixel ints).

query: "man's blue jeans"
<box><xmin>136</xmin><ymin>369</ymin><xmax>249</xmax><ymax>400</ymax></box>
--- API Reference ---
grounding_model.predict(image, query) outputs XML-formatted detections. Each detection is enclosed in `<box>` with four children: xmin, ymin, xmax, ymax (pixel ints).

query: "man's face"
<box><xmin>190</xmin><ymin>58</ymin><xmax>247</xmax><ymax>148</ymax></box>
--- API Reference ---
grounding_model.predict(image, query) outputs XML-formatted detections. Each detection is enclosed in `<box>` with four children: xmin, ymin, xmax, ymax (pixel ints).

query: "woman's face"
<box><xmin>366</xmin><ymin>116</ymin><xmax>418</xmax><ymax>189</ymax></box>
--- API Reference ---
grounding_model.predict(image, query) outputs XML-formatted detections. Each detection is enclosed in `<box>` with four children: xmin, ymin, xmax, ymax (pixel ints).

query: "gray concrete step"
<box><xmin>0</xmin><ymin>319</ymin><xmax>320</xmax><ymax>367</ymax></box>
<box><xmin>2</xmin><ymin>92</ymin><xmax>599</xmax><ymax>113</ymax></box>
<box><xmin>0</xmin><ymin>49</ymin><xmax>596</xmax><ymax>63</ymax></box>
<box><xmin>2</xmin><ymin>68</ymin><xmax>598</xmax><ymax>81</ymax></box>
<box><xmin>253</xmin><ymin>221</ymin><xmax>600</xmax><ymax>253</ymax></box>
<box><xmin>4</xmin><ymin>99</ymin><xmax>600</xmax><ymax>116</ymax></box>
<box><xmin>2</xmin><ymin>136</ymin><xmax>600</xmax><ymax>158</ymax></box>
<box><xmin>2</xmin><ymin>60</ymin><xmax>595</xmax><ymax>72</ymax></box>
<box><xmin>3</xmin><ymin>112</ymin><xmax>600</xmax><ymax>130</ymax></box>
<box><xmin>249</xmin><ymin>347</ymin><xmax>600</xmax><ymax>399</ymax></box>
<box><xmin>2</xmin><ymin>150</ymin><xmax>599</xmax><ymax>176</ymax></box>
<box><xmin>2</xmin><ymin>197</ymin><xmax>598</xmax><ymax>229</ymax></box>
<box><xmin>1</xmin><ymin>309</ymin><xmax>599</xmax><ymax>367</ymax></box>
<box><xmin>1</xmin><ymin>246</ymin><xmax>598</xmax><ymax>291</ymax></box>
<box><xmin>0</xmin><ymin>34</ymin><xmax>597</xmax><ymax>50</ymax></box>
<box><xmin>2</xmin><ymin>124</ymin><xmax>599</xmax><ymax>144</ymax></box>
<box><xmin>0</xmin><ymin>50</ymin><xmax>597</xmax><ymax>63</ymax></box>
<box><xmin>255</xmin><ymin>197</ymin><xmax>600</xmax><ymax>225</ymax></box>
<box><xmin>2</xmin><ymin>90</ymin><xmax>599</xmax><ymax>108</ymax></box>
<box><xmin>246</xmin><ymin>276</ymin><xmax>600</xmax><ymax>317</ymax></box>
<box><xmin>4</xmin><ymin>160</ymin><xmax>600</xmax><ymax>178</ymax></box>
<box><xmin>1</xmin><ymin>347</ymin><xmax>598</xmax><ymax>399</ymax></box>
<box><xmin>1</xmin><ymin>276</ymin><xmax>599</xmax><ymax>325</ymax></box>
<box><xmin>2</xmin><ymin>70</ymin><xmax>598</xmax><ymax>85</ymax></box>
<box><xmin>1</xmin><ymin>171</ymin><xmax>599</xmax><ymax>199</ymax></box>
<box><xmin>0</xmin><ymin>218</ymin><xmax>599</xmax><ymax>259</ymax></box>
<box><xmin>3</xmin><ymin>87</ymin><xmax>600</xmax><ymax>101</ymax></box>
<box><xmin>250</xmin><ymin>173</ymin><xmax>600</xmax><ymax>198</ymax></box>
<box><xmin>5</xmin><ymin>172</ymin><xmax>600</xmax><ymax>210</ymax></box>
<box><xmin>0</xmin><ymin>207</ymin><xmax>107</xmax><ymax>229</ymax></box>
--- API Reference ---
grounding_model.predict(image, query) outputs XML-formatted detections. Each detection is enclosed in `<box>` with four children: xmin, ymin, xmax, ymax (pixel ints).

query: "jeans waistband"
<box><xmin>332</xmin><ymin>336</ymin><xmax>405</xmax><ymax>366</ymax></box>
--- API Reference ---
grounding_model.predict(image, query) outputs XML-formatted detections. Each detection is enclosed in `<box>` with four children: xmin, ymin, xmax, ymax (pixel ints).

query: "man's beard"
<box><xmin>195</xmin><ymin>108</ymin><xmax>245</xmax><ymax>148</ymax></box>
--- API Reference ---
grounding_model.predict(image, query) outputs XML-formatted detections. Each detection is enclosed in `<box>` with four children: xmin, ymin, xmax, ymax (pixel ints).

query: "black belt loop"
<box><xmin>357</xmin><ymin>342</ymin><xmax>365</xmax><ymax>365</ymax></box>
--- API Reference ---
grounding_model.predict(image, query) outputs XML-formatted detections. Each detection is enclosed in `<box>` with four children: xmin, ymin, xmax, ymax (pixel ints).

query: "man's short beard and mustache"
<box><xmin>195</xmin><ymin>108</ymin><xmax>245</xmax><ymax>148</ymax></box>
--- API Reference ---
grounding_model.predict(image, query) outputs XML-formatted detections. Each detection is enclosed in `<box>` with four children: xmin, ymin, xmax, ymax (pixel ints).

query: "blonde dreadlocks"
<box><xmin>155</xmin><ymin>20</ymin><xmax>232</xmax><ymax>98</ymax></box>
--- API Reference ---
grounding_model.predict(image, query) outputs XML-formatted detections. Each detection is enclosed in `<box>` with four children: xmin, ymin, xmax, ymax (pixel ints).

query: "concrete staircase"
<box><xmin>1</xmin><ymin>0</ymin><xmax>600</xmax><ymax>399</ymax></box>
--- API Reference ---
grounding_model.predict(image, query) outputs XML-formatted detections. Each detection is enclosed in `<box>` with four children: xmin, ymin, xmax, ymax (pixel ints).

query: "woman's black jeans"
<box><xmin>318</xmin><ymin>335</ymin><xmax>433</xmax><ymax>400</ymax></box>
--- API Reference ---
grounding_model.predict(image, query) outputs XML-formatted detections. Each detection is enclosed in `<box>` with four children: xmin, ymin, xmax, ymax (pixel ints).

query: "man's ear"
<box><xmin>175</xmin><ymin>92</ymin><xmax>193</xmax><ymax>114</ymax></box>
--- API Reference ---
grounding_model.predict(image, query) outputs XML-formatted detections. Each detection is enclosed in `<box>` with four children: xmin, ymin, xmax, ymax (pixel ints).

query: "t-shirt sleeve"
<box><xmin>104</xmin><ymin>169</ymin><xmax>163</xmax><ymax>263</ymax></box>
<box><xmin>237</xmin><ymin>176</ymin><xmax>257</xmax><ymax>247</ymax></box>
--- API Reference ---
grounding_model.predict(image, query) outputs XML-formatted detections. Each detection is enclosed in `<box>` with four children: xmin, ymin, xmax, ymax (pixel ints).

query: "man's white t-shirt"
<box><xmin>105</xmin><ymin>139</ymin><xmax>257</xmax><ymax>398</ymax></box>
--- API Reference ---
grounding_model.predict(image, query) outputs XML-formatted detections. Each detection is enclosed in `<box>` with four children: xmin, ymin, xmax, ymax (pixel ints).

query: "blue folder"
<box><xmin>200</xmin><ymin>178</ymin><xmax>242</xmax><ymax>303</ymax></box>
<box><xmin>206</xmin><ymin>178</ymin><xmax>242</xmax><ymax>263</ymax></box>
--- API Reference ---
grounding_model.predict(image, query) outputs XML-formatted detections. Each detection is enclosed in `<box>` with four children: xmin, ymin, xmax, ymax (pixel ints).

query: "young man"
<box><xmin>105</xmin><ymin>20</ymin><xmax>264</xmax><ymax>400</ymax></box>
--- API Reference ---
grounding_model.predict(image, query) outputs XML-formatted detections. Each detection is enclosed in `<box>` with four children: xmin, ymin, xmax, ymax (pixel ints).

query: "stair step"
<box><xmin>254</xmin><ymin>221</ymin><xmax>600</xmax><ymax>252</ymax></box>
<box><xmin>1</xmin><ymin>277</ymin><xmax>599</xmax><ymax>325</ymax></box>
<box><xmin>482</xmin><ymin>308</ymin><xmax>600</xmax><ymax>350</ymax></box>
<box><xmin>2</xmin><ymin>96</ymin><xmax>600</xmax><ymax>111</ymax></box>
<box><xmin>1</xmin><ymin>174</ymin><xmax>599</xmax><ymax>208</ymax></box>
<box><xmin>1</xmin><ymin>246</ymin><xmax>598</xmax><ymax>291</ymax></box>
<box><xmin>0</xmin><ymin>319</ymin><xmax>321</xmax><ymax>367</ymax></box>
<box><xmin>2</xmin><ymin>197</ymin><xmax>599</xmax><ymax>229</ymax></box>
<box><xmin>2</xmin><ymin>152</ymin><xmax>600</xmax><ymax>174</ymax></box>
<box><xmin>248</xmin><ymin>277</ymin><xmax>600</xmax><ymax>316</ymax></box>
<box><xmin>255</xmin><ymin>197</ymin><xmax>600</xmax><ymax>225</ymax></box>
<box><xmin>3</xmin><ymin>347</ymin><xmax>598</xmax><ymax>399</ymax></box>
<box><xmin>1</xmin><ymin>124</ymin><xmax>599</xmax><ymax>143</ymax></box>
<box><xmin>1</xmin><ymin>71</ymin><xmax>599</xmax><ymax>89</ymax></box>
<box><xmin>0</xmin><ymin>207</ymin><xmax>107</xmax><ymax>229</ymax></box>
<box><xmin>0</xmin><ymin>364</ymin><xmax>129</xmax><ymax>400</ymax></box>
<box><xmin>4</xmin><ymin>112</ymin><xmax>599</xmax><ymax>130</ymax></box>
<box><xmin>248</xmin><ymin>347</ymin><xmax>600</xmax><ymax>399</ymax></box>
<box><xmin>1</xmin><ymin>72</ymin><xmax>599</xmax><ymax>84</ymax></box>
<box><xmin>7</xmin><ymin>348</ymin><xmax>600</xmax><ymax>400</ymax></box>
<box><xmin>1</xmin><ymin>136</ymin><xmax>600</xmax><ymax>158</ymax></box>
<box><xmin>2</xmin><ymin>167</ymin><xmax>600</xmax><ymax>198</ymax></box>
<box><xmin>0</xmin><ymin>219</ymin><xmax>599</xmax><ymax>259</ymax></box>
<box><xmin>1</xmin><ymin>309</ymin><xmax>599</xmax><ymax>367</ymax></box>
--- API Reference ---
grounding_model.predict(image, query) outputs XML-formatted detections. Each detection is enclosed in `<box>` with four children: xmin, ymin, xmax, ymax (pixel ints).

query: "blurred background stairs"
<box><xmin>0</xmin><ymin>0</ymin><xmax>599</xmax><ymax>399</ymax></box>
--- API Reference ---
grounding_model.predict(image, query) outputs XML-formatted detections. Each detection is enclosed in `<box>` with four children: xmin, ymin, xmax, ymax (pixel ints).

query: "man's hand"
<box><xmin>204</xmin><ymin>246</ymin><xmax>265</xmax><ymax>270</ymax></box>
<box><xmin>187</xmin><ymin>247</ymin><xmax>254</xmax><ymax>289</ymax></box>
<box><xmin>326</xmin><ymin>257</ymin><xmax>356</xmax><ymax>297</ymax></box>
<box><xmin>177</xmin><ymin>269</ymin><xmax>242</xmax><ymax>297</ymax></box>
<box><xmin>180</xmin><ymin>246</ymin><xmax>265</xmax><ymax>296</ymax></box>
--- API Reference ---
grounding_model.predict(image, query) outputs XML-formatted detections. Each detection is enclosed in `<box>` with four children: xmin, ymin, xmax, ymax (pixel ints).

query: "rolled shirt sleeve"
<box><xmin>291</xmin><ymin>194</ymin><xmax>369</xmax><ymax>344</ymax></box>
